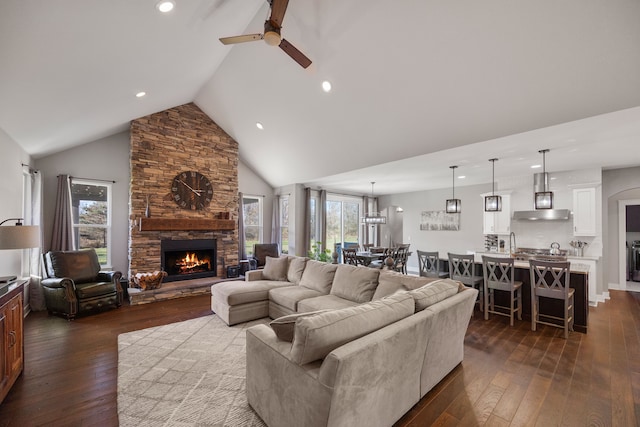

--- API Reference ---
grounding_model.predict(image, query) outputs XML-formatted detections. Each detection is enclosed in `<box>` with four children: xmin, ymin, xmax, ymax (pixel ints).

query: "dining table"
<box><xmin>355</xmin><ymin>251</ymin><xmax>386</xmax><ymax>267</ymax></box>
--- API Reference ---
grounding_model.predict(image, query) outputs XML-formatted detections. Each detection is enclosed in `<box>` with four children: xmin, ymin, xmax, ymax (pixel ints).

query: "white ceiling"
<box><xmin>2</xmin><ymin>0</ymin><xmax>640</xmax><ymax>196</ymax></box>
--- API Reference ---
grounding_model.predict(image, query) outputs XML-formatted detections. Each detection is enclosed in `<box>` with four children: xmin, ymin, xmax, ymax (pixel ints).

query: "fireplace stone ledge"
<box><xmin>127</xmin><ymin>276</ymin><xmax>243</xmax><ymax>305</ymax></box>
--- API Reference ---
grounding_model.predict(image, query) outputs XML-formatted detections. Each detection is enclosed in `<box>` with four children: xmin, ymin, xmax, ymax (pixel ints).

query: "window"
<box><xmin>71</xmin><ymin>179</ymin><xmax>112</xmax><ymax>267</ymax></box>
<box><xmin>326</xmin><ymin>194</ymin><xmax>361</xmax><ymax>253</ymax></box>
<box><xmin>242</xmin><ymin>195</ymin><xmax>263</xmax><ymax>257</ymax></box>
<box><xmin>280</xmin><ymin>196</ymin><xmax>289</xmax><ymax>254</ymax></box>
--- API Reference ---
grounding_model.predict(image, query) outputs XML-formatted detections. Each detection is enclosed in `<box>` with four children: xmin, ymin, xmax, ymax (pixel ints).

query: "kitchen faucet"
<box><xmin>509</xmin><ymin>232</ymin><xmax>516</xmax><ymax>257</ymax></box>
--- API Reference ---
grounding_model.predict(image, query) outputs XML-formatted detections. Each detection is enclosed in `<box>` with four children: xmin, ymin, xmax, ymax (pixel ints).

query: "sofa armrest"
<box><xmin>97</xmin><ymin>270</ymin><xmax>122</xmax><ymax>283</ymax></box>
<box><xmin>42</xmin><ymin>277</ymin><xmax>75</xmax><ymax>290</ymax></box>
<box><xmin>245</xmin><ymin>270</ymin><xmax>265</xmax><ymax>281</ymax></box>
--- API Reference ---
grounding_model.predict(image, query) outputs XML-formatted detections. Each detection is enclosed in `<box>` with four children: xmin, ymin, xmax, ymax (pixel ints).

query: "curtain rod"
<box><xmin>58</xmin><ymin>175</ymin><xmax>116</xmax><ymax>183</ymax></box>
<box><xmin>21</xmin><ymin>163</ymin><xmax>39</xmax><ymax>174</ymax></box>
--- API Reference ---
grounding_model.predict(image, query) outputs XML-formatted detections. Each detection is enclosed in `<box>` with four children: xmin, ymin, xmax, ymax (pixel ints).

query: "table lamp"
<box><xmin>0</xmin><ymin>218</ymin><xmax>40</xmax><ymax>284</ymax></box>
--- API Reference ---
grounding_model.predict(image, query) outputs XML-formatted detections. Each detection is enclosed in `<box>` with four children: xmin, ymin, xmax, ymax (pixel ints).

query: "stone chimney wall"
<box><xmin>128</xmin><ymin>103</ymin><xmax>239</xmax><ymax>280</ymax></box>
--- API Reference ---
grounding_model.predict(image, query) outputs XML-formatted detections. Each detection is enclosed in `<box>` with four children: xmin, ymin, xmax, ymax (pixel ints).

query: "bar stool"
<box><xmin>448</xmin><ymin>253</ymin><xmax>483</xmax><ymax>311</ymax></box>
<box><xmin>529</xmin><ymin>259</ymin><xmax>574</xmax><ymax>339</ymax></box>
<box><xmin>482</xmin><ymin>256</ymin><xmax>522</xmax><ymax>326</ymax></box>
<box><xmin>417</xmin><ymin>250</ymin><xmax>449</xmax><ymax>278</ymax></box>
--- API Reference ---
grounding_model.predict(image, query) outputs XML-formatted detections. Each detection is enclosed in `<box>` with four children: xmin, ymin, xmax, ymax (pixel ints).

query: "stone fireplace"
<box><xmin>127</xmin><ymin>103</ymin><xmax>239</xmax><ymax>299</ymax></box>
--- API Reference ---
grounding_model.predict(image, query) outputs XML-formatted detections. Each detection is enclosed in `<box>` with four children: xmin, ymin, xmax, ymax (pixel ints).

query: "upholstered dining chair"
<box><xmin>482</xmin><ymin>255</ymin><xmax>522</xmax><ymax>326</ymax></box>
<box><xmin>417</xmin><ymin>250</ymin><xmax>449</xmax><ymax>279</ymax></box>
<box><xmin>448</xmin><ymin>252</ymin><xmax>484</xmax><ymax>312</ymax></box>
<box><xmin>529</xmin><ymin>259</ymin><xmax>574</xmax><ymax>339</ymax></box>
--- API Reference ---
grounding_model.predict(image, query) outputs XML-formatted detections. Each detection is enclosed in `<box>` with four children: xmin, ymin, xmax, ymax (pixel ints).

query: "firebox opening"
<box><xmin>161</xmin><ymin>239</ymin><xmax>217</xmax><ymax>282</ymax></box>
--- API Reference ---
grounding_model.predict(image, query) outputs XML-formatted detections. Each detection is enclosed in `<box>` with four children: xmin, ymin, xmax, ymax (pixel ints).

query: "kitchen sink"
<box><xmin>511</xmin><ymin>247</ymin><xmax>568</xmax><ymax>262</ymax></box>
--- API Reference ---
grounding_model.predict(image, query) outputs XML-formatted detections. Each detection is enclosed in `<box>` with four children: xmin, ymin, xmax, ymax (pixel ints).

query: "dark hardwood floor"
<box><xmin>1</xmin><ymin>290</ymin><xmax>639</xmax><ymax>426</ymax></box>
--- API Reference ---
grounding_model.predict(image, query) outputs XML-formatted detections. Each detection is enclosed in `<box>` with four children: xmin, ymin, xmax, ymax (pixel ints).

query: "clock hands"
<box><xmin>178</xmin><ymin>180</ymin><xmax>203</xmax><ymax>196</ymax></box>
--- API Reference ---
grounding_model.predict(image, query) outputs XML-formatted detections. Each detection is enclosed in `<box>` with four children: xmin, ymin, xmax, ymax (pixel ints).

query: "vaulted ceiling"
<box><xmin>2</xmin><ymin>0</ymin><xmax>640</xmax><ymax>195</ymax></box>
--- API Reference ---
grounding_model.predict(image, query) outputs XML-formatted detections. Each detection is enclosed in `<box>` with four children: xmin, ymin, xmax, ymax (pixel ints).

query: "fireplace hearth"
<box><xmin>161</xmin><ymin>239</ymin><xmax>217</xmax><ymax>282</ymax></box>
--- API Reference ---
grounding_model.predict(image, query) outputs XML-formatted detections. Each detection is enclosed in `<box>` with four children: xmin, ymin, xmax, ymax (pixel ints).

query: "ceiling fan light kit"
<box><xmin>445</xmin><ymin>165</ymin><xmax>461</xmax><ymax>214</ymax></box>
<box><xmin>484</xmin><ymin>158</ymin><xmax>502</xmax><ymax>212</ymax></box>
<box><xmin>218</xmin><ymin>0</ymin><xmax>312</xmax><ymax>69</ymax></box>
<box><xmin>534</xmin><ymin>149</ymin><xmax>554</xmax><ymax>209</ymax></box>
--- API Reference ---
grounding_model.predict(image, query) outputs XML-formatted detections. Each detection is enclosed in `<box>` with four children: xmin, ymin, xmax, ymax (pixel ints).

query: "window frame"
<box><xmin>70</xmin><ymin>178</ymin><xmax>113</xmax><ymax>268</ymax></box>
<box><xmin>242</xmin><ymin>194</ymin><xmax>264</xmax><ymax>257</ymax></box>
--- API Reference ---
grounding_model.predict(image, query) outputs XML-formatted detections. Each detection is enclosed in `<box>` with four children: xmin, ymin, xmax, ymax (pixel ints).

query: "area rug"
<box><xmin>117</xmin><ymin>315</ymin><xmax>268</xmax><ymax>426</ymax></box>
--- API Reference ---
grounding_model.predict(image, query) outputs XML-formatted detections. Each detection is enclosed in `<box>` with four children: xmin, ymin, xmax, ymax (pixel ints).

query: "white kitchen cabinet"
<box><xmin>573</xmin><ymin>188</ymin><xmax>596</xmax><ymax>236</ymax></box>
<box><xmin>567</xmin><ymin>257</ymin><xmax>598</xmax><ymax>306</ymax></box>
<box><xmin>481</xmin><ymin>194</ymin><xmax>511</xmax><ymax>235</ymax></box>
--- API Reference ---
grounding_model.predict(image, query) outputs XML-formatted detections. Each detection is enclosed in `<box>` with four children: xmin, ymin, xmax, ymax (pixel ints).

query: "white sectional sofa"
<box><xmin>209</xmin><ymin>255</ymin><xmax>478</xmax><ymax>427</ymax></box>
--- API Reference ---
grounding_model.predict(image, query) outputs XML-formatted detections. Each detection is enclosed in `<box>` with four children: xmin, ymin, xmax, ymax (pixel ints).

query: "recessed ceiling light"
<box><xmin>156</xmin><ymin>0</ymin><xmax>175</xmax><ymax>13</ymax></box>
<box><xmin>256</xmin><ymin>122</ymin><xmax>264</xmax><ymax>130</ymax></box>
<box><xmin>458</xmin><ymin>175</ymin><xmax>466</xmax><ymax>179</ymax></box>
<box><xmin>321</xmin><ymin>81</ymin><xmax>332</xmax><ymax>92</ymax></box>
<box><xmin>531</xmin><ymin>164</ymin><xmax>541</xmax><ymax>169</ymax></box>
<box><xmin>135</xmin><ymin>91</ymin><xmax>146</xmax><ymax>98</ymax></box>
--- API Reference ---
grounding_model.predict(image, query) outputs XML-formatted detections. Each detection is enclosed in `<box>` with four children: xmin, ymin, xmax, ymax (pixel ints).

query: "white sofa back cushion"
<box><xmin>287</xmin><ymin>256</ymin><xmax>307</xmax><ymax>285</ymax></box>
<box><xmin>409</xmin><ymin>279</ymin><xmax>461</xmax><ymax>312</ymax></box>
<box><xmin>330</xmin><ymin>264</ymin><xmax>380</xmax><ymax>303</ymax></box>
<box><xmin>262</xmin><ymin>256</ymin><xmax>289</xmax><ymax>281</ymax></box>
<box><xmin>299</xmin><ymin>260</ymin><xmax>338</xmax><ymax>294</ymax></box>
<box><xmin>289</xmin><ymin>292</ymin><xmax>414</xmax><ymax>365</ymax></box>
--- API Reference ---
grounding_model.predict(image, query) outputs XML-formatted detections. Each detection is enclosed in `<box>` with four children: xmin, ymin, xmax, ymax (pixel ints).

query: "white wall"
<box><xmin>238</xmin><ymin>161</ymin><xmax>275</xmax><ymax>244</ymax></box>
<box><xmin>35</xmin><ymin>131</ymin><xmax>131</xmax><ymax>274</ymax></box>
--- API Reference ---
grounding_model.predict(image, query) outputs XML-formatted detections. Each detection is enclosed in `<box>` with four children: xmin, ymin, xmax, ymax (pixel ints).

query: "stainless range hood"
<box><xmin>512</xmin><ymin>173</ymin><xmax>571</xmax><ymax>221</ymax></box>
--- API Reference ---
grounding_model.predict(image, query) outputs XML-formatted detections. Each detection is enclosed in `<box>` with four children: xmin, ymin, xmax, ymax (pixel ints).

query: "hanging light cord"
<box><xmin>490</xmin><ymin>159</ymin><xmax>498</xmax><ymax>195</ymax></box>
<box><xmin>450</xmin><ymin>166</ymin><xmax>457</xmax><ymax>198</ymax></box>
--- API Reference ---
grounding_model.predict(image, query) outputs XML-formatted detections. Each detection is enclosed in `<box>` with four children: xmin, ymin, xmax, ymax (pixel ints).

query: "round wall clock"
<box><xmin>171</xmin><ymin>171</ymin><xmax>213</xmax><ymax>210</ymax></box>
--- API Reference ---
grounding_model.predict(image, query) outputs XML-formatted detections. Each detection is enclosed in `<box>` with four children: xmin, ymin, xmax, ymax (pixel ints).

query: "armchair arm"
<box><xmin>97</xmin><ymin>271</ymin><xmax>122</xmax><ymax>283</ymax></box>
<box><xmin>42</xmin><ymin>277</ymin><xmax>76</xmax><ymax>290</ymax></box>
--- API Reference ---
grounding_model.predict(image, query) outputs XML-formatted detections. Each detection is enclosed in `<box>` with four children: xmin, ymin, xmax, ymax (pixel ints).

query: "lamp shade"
<box><xmin>0</xmin><ymin>225</ymin><xmax>40</xmax><ymax>250</ymax></box>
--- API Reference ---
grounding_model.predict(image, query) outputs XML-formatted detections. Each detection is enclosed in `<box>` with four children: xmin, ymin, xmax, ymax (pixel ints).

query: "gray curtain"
<box><xmin>238</xmin><ymin>192</ymin><xmax>246</xmax><ymax>261</ymax></box>
<box><xmin>320</xmin><ymin>190</ymin><xmax>327</xmax><ymax>253</ymax></box>
<box><xmin>303</xmin><ymin>188</ymin><xmax>311</xmax><ymax>256</ymax></box>
<box><xmin>28</xmin><ymin>167</ymin><xmax>46</xmax><ymax>311</ymax></box>
<box><xmin>272</xmin><ymin>195</ymin><xmax>280</xmax><ymax>246</ymax></box>
<box><xmin>50</xmin><ymin>174</ymin><xmax>75</xmax><ymax>251</ymax></box>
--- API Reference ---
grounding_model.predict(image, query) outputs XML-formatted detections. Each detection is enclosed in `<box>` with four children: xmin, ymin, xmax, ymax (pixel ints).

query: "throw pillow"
<box><xmin>287</xmin><ymin>256</ymin><xmax>308</xmax><ymax>285</ymax></box>
<box><xmin>262</xmin><ymin>256</ymin><xmax>289</xmax><ymax>281</ymax></box>
<box><xmin>330</xmin><ymin>264</ymin><xmax>380</xmax><ymax>303</ymax></box>
<box><xmin>409</xmin><ymin>279</ymin><xmax>460</xmax><ymax>312</ymax></box>
<box><xmin>299</xmin><ymin>260</ymin><xmax>338</xmax><ymax>294</ymax></box>
<box><xmin>289</xmin><ymin>292</ymin><xmax>414</xmax><ymax>365</ymax></box>
<box><xmin>269</xmin><ymin>310</ymin><xmax>329</xmax><ymax>342</ymax></box>
<box><xmin>371</xmin><ymin>270</ymin><xmax>438</xmax><ymax>300</ymax></box>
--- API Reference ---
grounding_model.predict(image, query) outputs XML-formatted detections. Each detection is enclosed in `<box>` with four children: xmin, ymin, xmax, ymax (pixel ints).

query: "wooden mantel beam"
<box><xmin>138</xmin><ymin>218</ymin><xmax>235</xmax><ymax>232</ymax></box>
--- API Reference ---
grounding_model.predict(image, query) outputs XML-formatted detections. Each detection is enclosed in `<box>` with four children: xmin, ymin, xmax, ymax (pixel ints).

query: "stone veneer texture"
<box><xmin>128</xmin><ymin>103</ymin><xmax>239</xmax><ymax>281</ymax></box>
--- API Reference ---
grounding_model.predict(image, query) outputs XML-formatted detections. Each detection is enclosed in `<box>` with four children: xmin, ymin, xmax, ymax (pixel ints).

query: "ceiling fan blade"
<box><xmin>269</xmin><ymin>0</ymin><xmax>289</xmax><ymax>27</ymax></box>
<box><xmin>279</xmin><ymin>39</ymin><xmax>312</xmax><ymax>69</ymax></box>
<box><xmin>219</xmin><ymin>34</ymin><xmax>263</xmax><ymax>45</ymax></box>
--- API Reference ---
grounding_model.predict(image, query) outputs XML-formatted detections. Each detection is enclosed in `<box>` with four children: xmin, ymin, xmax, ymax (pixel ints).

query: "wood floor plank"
<box><xmin>1</xmin><ymin>291</ymin><xmax>639</xmax><ymax>426</ymax></box>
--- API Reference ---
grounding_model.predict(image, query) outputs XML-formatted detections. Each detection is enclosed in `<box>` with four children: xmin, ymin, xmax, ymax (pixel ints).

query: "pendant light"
<box><xmin>484</xmin><ymin>158</ymin><xmax>502</xmax><ymax>212</ymax></box>
<box><xmin>445</xmin><ymin>166</ymin><xmax>461</xmax><ymax>213</ymax></box>
<box><xmin>361</xmin><ymin>182</ymin><xmax>387</xmax><ymax>224</ymax></box>
<box><xmin>535</xmin><ymin>149</ymin><xmax>553</xmax><ymax>209</ymax></box>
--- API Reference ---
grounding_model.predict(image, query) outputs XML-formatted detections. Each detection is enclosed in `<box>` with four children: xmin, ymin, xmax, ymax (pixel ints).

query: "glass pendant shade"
<box><xmin>445</xmin><ymin>165</ymin><xmax>461</xmax><ymax>213</ymax></box>
<box><xmin>484</xmin><ymin>158</ymin><xmax>502</xmax><ymax>212</ymax></box>
<box><xmin>534</xmin><ymin>149</ymin><xmax>554</xmax><ymax>210</ymax></box>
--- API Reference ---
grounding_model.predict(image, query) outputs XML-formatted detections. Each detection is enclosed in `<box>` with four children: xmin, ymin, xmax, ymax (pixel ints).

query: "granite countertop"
<box><xmin>473</xmin><ymin>251</ymin><xmax>590</xmax><ymax>273</ymax></box>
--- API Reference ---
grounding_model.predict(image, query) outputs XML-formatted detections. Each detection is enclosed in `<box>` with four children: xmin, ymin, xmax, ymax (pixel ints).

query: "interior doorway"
<box><xmin>618</xmin><ymin>199</ymin><xmax>640</xmax><ymax>291</ymax></box>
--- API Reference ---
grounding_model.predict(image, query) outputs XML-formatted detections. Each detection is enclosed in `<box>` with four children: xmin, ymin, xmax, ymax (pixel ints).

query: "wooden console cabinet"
<box><xmin>0</xmin><ymin>280</ymin><xmax>24</xmax><ymax>404</ymax></box>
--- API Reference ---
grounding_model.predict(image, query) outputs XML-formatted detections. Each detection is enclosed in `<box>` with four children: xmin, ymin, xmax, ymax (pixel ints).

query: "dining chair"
<box><xmin>448</xmin><ymin>253</ymin><xmax>483</xmax><ymax>312</ymax></box>
<box><xmin>529</xmin><ymin>259</ymin><xmax>574</xmax><ymax>339</ymax></box>
<box><xmin>369</xmin><ymin>247</ymin><xmax>391</xmax><ymax>269</ymax></box>
<box><xmin>417</xmin><ymin>250</ymin><xmax>449</xmax><ymax>278</ymax></box>
<box><xmin>482</xmin><ymin>256</ymin><xmax>522</xmax><ymax>326</ymax></box>
<box><xmin>342</xmin><ymin>247</ymin><xmax>360</xmax><ymax>266</ymax></box>
<box><xmin>390</xmin><ymin>246</ymin><xmax>410</xmax><ymax>274</ymax></box>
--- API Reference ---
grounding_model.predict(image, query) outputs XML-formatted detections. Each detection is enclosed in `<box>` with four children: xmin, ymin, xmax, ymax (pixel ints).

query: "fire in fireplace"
<box><xmin>161</xmin><ymin>239</ymin><xmax>217</xmax><ymax>282</ymax></box>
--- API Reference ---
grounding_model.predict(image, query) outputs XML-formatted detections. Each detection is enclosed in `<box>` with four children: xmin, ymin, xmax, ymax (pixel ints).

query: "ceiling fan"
<box><xmin>219</xmin><ymin>0</ymin><xmax>312</xmax><ymax>69</ymax></box>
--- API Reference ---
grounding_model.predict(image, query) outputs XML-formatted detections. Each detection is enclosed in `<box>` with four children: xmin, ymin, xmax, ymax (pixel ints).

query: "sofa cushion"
<box><xmin>269</xmin><ymin>286</ymin><xmax>324</xmax><ymax>312</ymax></box>
<box><xmin>262</xmin><ymin>256</ymin><xmax>289</xmax><ymax>281</ymax></box>
<box><xmin>212</xmin><ymin>280</ymin><xmax>293</xmax><ymax>306</ymax></box>
<box><xmin>372</xmin><ymin>270</ymin><xmax>439</xmax><ymax>300</ymax></box>
<box><xmin>409</xmin><ymin>279</ymin><xmax>461</xmax><ymax>312</ymax></box>
<box><xmin>330</xmin><ymin>264</ymin><xmax>380</xmax><ymax>303</ymax></box>
<box><xmin>287</xmin><ymin>256</ymin><xmax>307</xmax><ymax>285</ymax></box>
<box><xmin>297</xmin><ymin>294</ymin><xmax>360</xmax><ymax>313</ymax></box>
<box><xmin>75</xmin><ymin>281</ymin><xmax>117</xmax><ymax>299</ymax></box>
<box><xmin>299</xmin><ymin>260</ymin><xmax>338</xmax><ymax>294</ymax></box>
<box><xmin>289</xmin><ymin>292</ymin><xmax>414</xmax><ymax>365</ymax></box>
<box><xmin>269</xmin><ymin>310</ymin><xmax>330</xmax><ymax>342</ymax></box>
